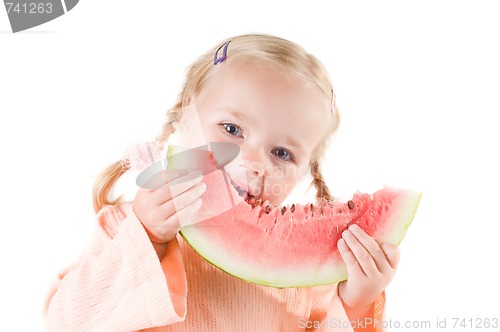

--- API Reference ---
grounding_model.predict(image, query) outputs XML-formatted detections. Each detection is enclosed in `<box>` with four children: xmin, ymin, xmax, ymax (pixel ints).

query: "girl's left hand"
<box><xmin>337</xmin><ymin>224</ymin><xmax>400</xmax><ymax>309</ymax></box>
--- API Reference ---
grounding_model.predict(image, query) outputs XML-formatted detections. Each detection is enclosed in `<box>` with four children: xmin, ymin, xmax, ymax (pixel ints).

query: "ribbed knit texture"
<box><xmin>44</xmin><ymin>202</ymin><xmax>385</xmax><ymax>332</ymax></box>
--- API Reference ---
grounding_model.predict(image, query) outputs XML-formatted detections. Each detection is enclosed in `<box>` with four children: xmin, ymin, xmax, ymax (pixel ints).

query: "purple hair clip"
<box><xmin>214</xmin><ymin>41</ymin><xmax>231</xmax><ymax>65</ymax></box>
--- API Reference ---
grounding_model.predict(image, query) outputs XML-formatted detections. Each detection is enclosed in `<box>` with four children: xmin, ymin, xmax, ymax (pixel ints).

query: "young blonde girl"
<box><xmin>44</xmin><ymin>34</ymin><xmax>399</xmax><ymax>331</ymax></box>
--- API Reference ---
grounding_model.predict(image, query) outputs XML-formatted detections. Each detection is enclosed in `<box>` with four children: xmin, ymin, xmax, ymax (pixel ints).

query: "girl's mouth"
<box><xmin>230</xmin><ymin>179</ymin><xmax>250</xmax><ymax>199</ymax></box>
<box><xmin>228</xmin><ymin>177</ymin><xmax>261</xmax><ymax>205</ymax></box>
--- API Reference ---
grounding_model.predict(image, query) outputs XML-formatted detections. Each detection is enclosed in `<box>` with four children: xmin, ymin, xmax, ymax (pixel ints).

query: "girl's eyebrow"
<box><xmin>219</xmin><ymin>108</ymin><xmax>258</xmax><ymax>127</ymax></box>
<box><xmin>285</xmin><ymin>136</ymin><xmax>306</xmax><ymax>157</ymax></box>
<box><xmin>221</xmin><ymin>108</ymin><xmax>251</xmax><ymax>122</ymax></box>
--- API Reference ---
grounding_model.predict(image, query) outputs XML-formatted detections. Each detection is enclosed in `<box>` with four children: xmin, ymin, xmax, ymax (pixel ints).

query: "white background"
<box><xmin>1</xmin><ymin>1</ymin><xmax>499</xmax><ymax>331</ymax></box>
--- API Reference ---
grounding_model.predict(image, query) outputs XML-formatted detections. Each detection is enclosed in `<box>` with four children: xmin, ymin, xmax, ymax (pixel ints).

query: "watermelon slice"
<box><xmin>180</xmin><ymin>170</ymin><xmax>421</xmax><ymax>288</ymax></box>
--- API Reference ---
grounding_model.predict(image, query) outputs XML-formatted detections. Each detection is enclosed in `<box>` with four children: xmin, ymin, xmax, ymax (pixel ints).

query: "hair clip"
<box><xmin>214</xmin><ymin>41</ymin><xmax>231</xmax><ymax>65</ymax></box>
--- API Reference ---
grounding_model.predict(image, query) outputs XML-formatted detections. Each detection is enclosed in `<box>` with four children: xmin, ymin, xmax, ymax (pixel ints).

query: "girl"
<box><xmin>44</xmin><ymin>34</ymin><xmax>400</xmax><ymax>331</ymax></box>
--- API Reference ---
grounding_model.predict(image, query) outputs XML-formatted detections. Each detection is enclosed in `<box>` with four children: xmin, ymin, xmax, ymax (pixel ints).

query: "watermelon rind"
<box><xmin>180</xmin><ymin>225</ymin><xmax>350</xmax><ymax>287</ymax></box>
<box><xmin>381</xmin><ymin>189</ymin><xmax>421</xmax><ymax>245</ymax></box>
<box><xmin>180</xmin><ymin>188</ymin><xmax>421</xmax><ymax>288</ymax></box>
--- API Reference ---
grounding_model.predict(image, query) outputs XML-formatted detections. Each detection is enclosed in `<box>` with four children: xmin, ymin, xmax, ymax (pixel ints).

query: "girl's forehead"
<box><xmin>197</xmin><ymin>58</ymin><xmax>331</xmax><ymax>158</ymax></box>
<box><xmin>211</xmin><ymin>57</ymin><xmax>294</xmax><ymax>84</ymax></box>
<box><xmin>202</xmin><ymin>58</ymin><xmax>325</xmax><ymax>105</ymax></box>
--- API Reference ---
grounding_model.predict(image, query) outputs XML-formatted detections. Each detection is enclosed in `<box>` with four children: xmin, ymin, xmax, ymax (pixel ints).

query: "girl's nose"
<box><xmin>241</xmin><ymin>146</ymin><xmax>266</xmax><ymax>178</ymax></box>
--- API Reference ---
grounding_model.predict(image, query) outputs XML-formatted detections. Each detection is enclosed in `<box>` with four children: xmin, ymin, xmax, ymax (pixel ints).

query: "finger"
<box><xmin>338</xmin><ymin>238</ymin><xmax>357</xmax><ymax>266</ymax></box>
<box><xmin>380</xmin><ymin>242</ymin><xmax>401</xmax><ymax>269</ymax></box>
<box><xmin>149</xmin><ymin>209</ymin><xmax>183</xmax><ymax>242</ymax></box>
<box><xmin>152</xmin><ymin>197</ymin><xmax>204</xmax><ymax>239</ymax></box>
<box><xmin>143</xmin><ymin>169</ymin><xmax>192</xmax><ymax>191</ymax></box>
<box><xmin>150</xmin><ymin>172</ymin><xmax>204</xmax><ymax>205</ymax></box>
<box><xmin>337</xmin><ymin>238</ymin><xmax>364</xmax><ymax>278</ymax></box>
<box><xmin>166</xmin><ymin>197</ymin><xmax>203</xmax><ymax>228</ymax></box>
<box><xmin>342</xmin><ymin>229</ymin><xmax>379</xmax><ymax>277</ymax></box>
<box><xmin>348</xmin><ymin>224</ymin><xmax>392</xmax><ymax>273</ymax></box>
<box><xmin>160</xmin><ymin>181</ymin><xmax>206</xmax><ymax>218</ymax></box>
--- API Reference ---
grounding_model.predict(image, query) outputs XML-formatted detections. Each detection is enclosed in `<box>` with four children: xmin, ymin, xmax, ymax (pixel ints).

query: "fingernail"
<box><xmin>191</xmin><ymin>170</ymin><xmax>204</xmax><ymax>178</ymax></box>
<box><xmin>338</xmin><ymin>238</ymin><xmax>346</xmax><ymax>249</ymax></box>
<box><xmin>198</xmin><ymin>182</ymin><xmax>207</xmax><ymax>193</ymax></box>
<box><xmin>342</xmin><ymin>230</ymin><xmax>352</xmax><ymax>238</ymax></box>
<box><xmin>349</xmin><ymin>224</ymin><xmax>359</xmax><ymax>231</ymax></box>
<box><xmin>195</xmin><ymin>197</ymin><xmax>203</xmax><ymax>208</ymax></box>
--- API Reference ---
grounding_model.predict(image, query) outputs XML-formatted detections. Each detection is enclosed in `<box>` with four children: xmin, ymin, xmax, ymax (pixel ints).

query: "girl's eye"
<box><xmin>272</xmin><ymin>147</ymin><xmax>294</xmax><ymax>162</ymax></box>
<box><xmin>221</xmin><ymin>123</ymin><xmax>243</xmax><ymax>137</ymax></box>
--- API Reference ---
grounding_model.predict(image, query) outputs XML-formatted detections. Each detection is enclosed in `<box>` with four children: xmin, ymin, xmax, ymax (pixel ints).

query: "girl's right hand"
<box><xmin>133</xmin><ymin>170</ymin><xmax>206</xmax><ymax>243</ymax></box>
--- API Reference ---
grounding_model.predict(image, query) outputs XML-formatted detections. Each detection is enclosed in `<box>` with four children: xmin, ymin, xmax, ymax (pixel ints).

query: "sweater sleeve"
<box><xmin>43</xmin><ymin>202</ymin><xmax>187</xmax><ymax>331</ymax></box>
<box><xmin>307</xmin><ymin>285</ymin><xmax>385</xmax><ymax>332</ymax></box>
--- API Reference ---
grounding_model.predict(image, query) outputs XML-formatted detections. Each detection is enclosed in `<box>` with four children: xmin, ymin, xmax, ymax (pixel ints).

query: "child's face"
<box><xmin>191</xmin><ymin>59</ymin><xmax>331</xmax><ymax>205</ymax></box>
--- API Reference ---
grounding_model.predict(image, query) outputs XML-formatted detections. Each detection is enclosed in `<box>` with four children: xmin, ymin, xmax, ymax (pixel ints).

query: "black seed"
<box><xmin>310</xmin><ymin>203</ymin><xmax>314</xmax><ymax>211</ymax></box>
<box><xmin>265</xmin><ymin>205</ymin><xmax>271</xmax><ymax>214</ymax></box>
<box><xmin>338</xmin><ymin>209</ymin><xmax>342</xmax><ymax>214</ymax></box>
<box><xmin>347</xmin><ymin>200</ymin><xmax>354</xmax><ymax>210</ymax></box>
<box><xmin>291</xmin><ymin>204</ymin><xmax>295</xmax><ymax>213</ymax></box>
<box><xmin>281</xmin><ymin>206</ymin><xmax>287</xmax><ymax>215</ymax></box>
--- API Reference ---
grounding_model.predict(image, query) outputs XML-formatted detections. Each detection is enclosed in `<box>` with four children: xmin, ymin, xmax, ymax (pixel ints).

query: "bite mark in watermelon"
<box><xmin>180</xmin><ymin>170</ymin><xmax>421</xmax><ymax>288</ymax></box>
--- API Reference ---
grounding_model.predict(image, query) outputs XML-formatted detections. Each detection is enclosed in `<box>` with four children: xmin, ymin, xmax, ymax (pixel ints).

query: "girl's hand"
<box><xmin>133</xmin><ymin>170</ymin><xmax>206</xmax><ymax>244</ymax></box>
<box><xmin>337</xmin><ymin>224</ymin><xmax>400</xmax><ymax>309</ymax></box>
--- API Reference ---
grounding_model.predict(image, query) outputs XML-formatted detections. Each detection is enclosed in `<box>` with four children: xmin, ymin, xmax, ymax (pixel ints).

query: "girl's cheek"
<box><xmin>202</xmin><ymin>122</ymin><xmax>233</xmax><ymax>142</ymax></box>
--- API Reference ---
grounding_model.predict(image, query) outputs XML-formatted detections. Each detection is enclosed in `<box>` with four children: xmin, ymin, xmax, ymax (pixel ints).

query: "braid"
<box><xmin>92</xmin><ymin>161</ymin><xmax>127</xmax><ymax>213</ymax></box>
<box><xmin>310</xmin><ymin>161</ymin><xmax>332</xmax><ymax>201</ymax></box>
<box><xmin>155</xmin><ymin>101</ymin><xmax>183</xmax><ymax>148</ymax></box>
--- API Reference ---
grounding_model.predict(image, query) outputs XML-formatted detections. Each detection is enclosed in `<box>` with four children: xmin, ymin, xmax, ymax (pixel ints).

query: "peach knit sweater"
<box><xmin>44</xmin><ymin>202</ymin><xmax>384</xmax><ymax>331</ymax></box>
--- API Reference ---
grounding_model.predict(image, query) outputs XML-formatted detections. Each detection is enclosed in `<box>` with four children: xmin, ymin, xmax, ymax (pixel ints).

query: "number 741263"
<box><xmin>452</xmin><ymin>318</ymin><xmax>498</xmax><ymax>329</ymax></box>
<box><xmin>5</xmin><ymin>2</ymin><xmax>53</xmax><ymax>14</ymax></box>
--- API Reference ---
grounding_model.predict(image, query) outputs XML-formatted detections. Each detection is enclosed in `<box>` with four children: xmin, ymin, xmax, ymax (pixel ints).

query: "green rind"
<box><xmin>180</xmin><ymin>189</ymin><xmax>421</xmax><ymax>288</ymax></box>
<box><xmin>166</xmin><ymin>145</ymin><xmax>183</xmax><ymax>158</ymax></box>
<box><xmin>181</xmin><ymin>226</ymin><xmax>348</xmax><ymax>287</ymax></box>
<box><xmin>382</xmin><ymin>189</ymin><xmax>422</xmax><ymax>246</ymax></box>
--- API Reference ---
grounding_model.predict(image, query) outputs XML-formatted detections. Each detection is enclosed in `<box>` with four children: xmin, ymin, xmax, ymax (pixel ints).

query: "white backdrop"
<box><xmin>1</xmin><ymin>1</ymin><xmax>499</xmax><ymax>331</ymax></box>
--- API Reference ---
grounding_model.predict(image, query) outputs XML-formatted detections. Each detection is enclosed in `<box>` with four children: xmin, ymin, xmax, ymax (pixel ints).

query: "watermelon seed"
<box><xmin>291</xmin><ymin>204</ymin><xmax>295</xmax><ymax>213</ymax></box>
<box><xmin>281</xmin><ymin>206</ymin><xmax>287</xmax><ymax>215</ymax></box>
<box><xmin>265</xmin><ymin>205</ymin><xmax>271</xmax><ymax>214</ymax></box>
<box><xmin>251</xmin><ymin>198</ymin><xmax>262</xmax><ymax>208</ymax></box>
<box><xmin>336</xmin><ymin>225</ymin><xmax>339</xmax><ymax>233</ymax></box>
<box><xmin>338</xmin><ymin>209</ymin><xmax>342</xmax><ymax>214</ymax></box>
<box><xmin>347</xmin><ymin>200</ymin><xmax>354</xmax><ymax>210</ymax></box>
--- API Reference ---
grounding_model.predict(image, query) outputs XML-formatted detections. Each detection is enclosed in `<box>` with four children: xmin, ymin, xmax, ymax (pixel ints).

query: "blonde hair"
<box><xmin>92</xmin><ymin>33</ymin><xmax>340</xmax><ymax>212</ymax></box>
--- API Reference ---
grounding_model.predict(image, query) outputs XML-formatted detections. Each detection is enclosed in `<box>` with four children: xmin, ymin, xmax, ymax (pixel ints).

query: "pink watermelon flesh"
<box><xmin>180</xmin><ymin>170</ymin><xmax>421</xmax><ymax>288</ymax></box>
